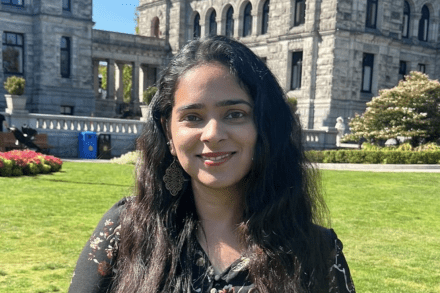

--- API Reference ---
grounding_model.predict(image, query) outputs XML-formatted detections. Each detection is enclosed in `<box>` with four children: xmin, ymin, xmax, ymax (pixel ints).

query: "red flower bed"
<box><xmin>0</xmin><ymin>150</ymin><xmax>63</xmax><ymax>176</ymax></box>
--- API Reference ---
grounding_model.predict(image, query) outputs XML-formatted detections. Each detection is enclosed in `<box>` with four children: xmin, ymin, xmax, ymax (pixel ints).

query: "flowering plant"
<box><xmin>0</xmin><ymin>150</ymin><xmax>63</xmax><ymax>176</ymax></box>
<box><xmin>343</xmin><ymin>71</ymin><xmax>440</xmax><ymax>146</ymax></box>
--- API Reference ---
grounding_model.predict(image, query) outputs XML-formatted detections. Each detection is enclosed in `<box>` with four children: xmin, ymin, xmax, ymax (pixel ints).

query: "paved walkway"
<box><xmin>62</xmin><ymin>158</ymin><xmax>440</xmax><ymax>173</ymax></box>
<box><xmin>316</xmin><ymin>163</ymin><xmax>440</xmax><ymax>172</ymax></box>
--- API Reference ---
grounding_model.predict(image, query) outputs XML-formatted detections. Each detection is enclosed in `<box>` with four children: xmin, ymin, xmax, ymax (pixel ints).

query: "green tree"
<box><xmin>123</xmin><ymin>65</ymin><xmax>132</xmax><ymax>104</ymax></box>
<box><xmin>98</xmin><ymin>64</ymin><xmax>133</xmax><ymax>104</ymax></box>
<box><xmin>134</xmin><ymin>10</ymin><xmax>139</xmax><ymax>35</ymax></box>
<box><xmin>344</xmin><ymin>71</ymin><xmax>440</xmax><ymax>146</ymax></box>
<box><xmin>98</xmin><ymin>65</ymin><xmax>107</xmax><ymax>90</ymax></box>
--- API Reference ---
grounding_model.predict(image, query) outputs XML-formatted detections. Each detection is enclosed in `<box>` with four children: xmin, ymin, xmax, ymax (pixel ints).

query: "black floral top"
<box><xmin>69</xmin><ymin>198</ymin><xmax>356</xmax><ymax>293</ymax></box>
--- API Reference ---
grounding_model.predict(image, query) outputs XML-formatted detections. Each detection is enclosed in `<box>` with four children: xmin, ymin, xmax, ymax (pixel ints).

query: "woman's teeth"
<box><xmin>202</xmin><ymin>154</ymin><xmax>231</xmax><ymax>161</ymax></box>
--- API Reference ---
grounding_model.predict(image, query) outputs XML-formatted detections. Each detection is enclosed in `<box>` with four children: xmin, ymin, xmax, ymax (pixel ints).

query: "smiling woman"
<box><xmin>69</xmin><ymin>36</ymin><xmax>355</xmax><ymax>293</ymax></box>
<box><xmin>168</xmin><ymin>63</ymin><xmax>257</xmax><ymax>192</ymax></box>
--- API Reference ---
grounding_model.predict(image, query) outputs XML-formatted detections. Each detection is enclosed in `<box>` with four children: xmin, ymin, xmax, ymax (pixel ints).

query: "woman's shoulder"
<box><xmin>314</xmin><ymin>225</ymin><xmax>356</xmax><ymax>293</ymax></box>
<box><xmin>68</xmin><ymin>197</ymin><xmax>133</xmax><ymax>292</ymax></box>
<box><xmin>87</xmin><ymin>197</ymin><xmax>132</xmax><ymax>270</ymax></box>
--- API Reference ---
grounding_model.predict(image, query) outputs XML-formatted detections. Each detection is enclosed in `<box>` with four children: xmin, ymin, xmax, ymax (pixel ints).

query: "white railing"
<box><xmin>303</xmin><ymin>128</ymin><xmax>338</xmax><ymax>150</ymax></box>
<box><xmin>27</xmin><ymin>114</ymin><xmax>145</xmax><ymax>135</ymax></box>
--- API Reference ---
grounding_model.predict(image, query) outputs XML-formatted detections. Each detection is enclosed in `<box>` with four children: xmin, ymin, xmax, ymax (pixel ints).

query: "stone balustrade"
<box><xmin>28</xmin><ymin>114</ymin><xmax>144</xmax><ymax>135</ymax></box>
<box><xmin>303</xmin><ymin>127</ymin><xmax>338</xmax><ymax>150</ymax></box>
<box><xmin>1</xmin><ymin>112</ymin><xmax>145</xmax><ymax>158</ymax></box>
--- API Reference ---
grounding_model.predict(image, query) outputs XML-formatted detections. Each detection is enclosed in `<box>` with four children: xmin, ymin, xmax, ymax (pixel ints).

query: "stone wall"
<box><xmin>0</xmin><ymin>0</ymin><xmax>95</xmax><ymax>116</ymax></box>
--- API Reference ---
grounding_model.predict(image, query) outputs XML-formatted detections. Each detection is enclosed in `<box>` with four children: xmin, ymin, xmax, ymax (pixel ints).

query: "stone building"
<box><xmin>137</xmin><ymin>0</ymin><xmax>440</xmax><ymax>129</ymax></box>
<box><xmin>0</xmin><ymin>0</ymin><xmax>168</xmax><ymax>117</ymax></box>
<box><xmin>2</xmin><ymin>0</ymin><xmax>440</xmax><ymax>129</ymax></box>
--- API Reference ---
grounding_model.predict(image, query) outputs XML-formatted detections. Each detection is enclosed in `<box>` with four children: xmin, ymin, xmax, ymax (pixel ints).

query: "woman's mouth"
<box><xmin>199</xmin><ymin>152</ymin><xmax>235</xmax><ymax>166</ymax></box>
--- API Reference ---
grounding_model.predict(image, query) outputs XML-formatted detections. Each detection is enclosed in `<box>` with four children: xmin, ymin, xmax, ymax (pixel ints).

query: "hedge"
<box><xmin>306</xmin><ymin>150</ymin><xmax>440</xmax><ymax>164</ymax></box>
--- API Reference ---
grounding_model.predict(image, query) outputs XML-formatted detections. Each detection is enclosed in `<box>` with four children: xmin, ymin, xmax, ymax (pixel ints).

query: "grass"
<box><xmin>0</xmin><ymin>162</ymin><xmax>439</xmax><ymax>292</ymax></box>
<box><xmin>322</xmin><ymin>171</ymin><xmax>440</xmax><ymax>293</ymax></box>
<box><xmin>0</xmin><ymin>162</ymin><xmax>135</xmax><ymax>293</ymax></box>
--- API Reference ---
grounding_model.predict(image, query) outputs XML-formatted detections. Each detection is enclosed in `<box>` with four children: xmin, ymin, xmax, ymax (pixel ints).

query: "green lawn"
<box><xmin>0</xmin><ymin>162</ymin><xmax>439</xmax><ymax>292</ymax></box>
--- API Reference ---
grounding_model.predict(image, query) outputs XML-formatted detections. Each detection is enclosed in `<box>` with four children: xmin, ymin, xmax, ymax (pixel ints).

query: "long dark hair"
<box><xmin>112</xmin><ymin>36</ymin><xmax>330</xmax><ymax>293</ymax></box>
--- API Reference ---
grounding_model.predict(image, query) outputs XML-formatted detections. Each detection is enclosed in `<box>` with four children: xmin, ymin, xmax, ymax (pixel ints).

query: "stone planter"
<box><xmin>5</xmin><ymin>94</ymin><xmax>28</xmax><ymax>114</ymax></box>
<box><xmin>140</xmin><ymin>104</ymin><xmax>149</xmax><ymax>121</ymax></box>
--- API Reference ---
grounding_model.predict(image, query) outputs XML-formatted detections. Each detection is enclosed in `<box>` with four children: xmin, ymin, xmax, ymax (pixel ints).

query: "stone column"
<box><xmin>251</xmin><ymin>10</ymin><xmax>258</xmax><ymax>36</ymax></box>
<box><xmin>412</xmin><ymin>13</ymin><xmax>421</xmax><ymax>40</ymax></box>
<box><xmin>93</xmin><ymin>60</ymin><xmax>100</xmax><ymax>99</ymax></box>
<box><xmin>200</xmin><ymin>17</ymin><xmax>207</xmax><ymax>38</ymax></box>
<box><xmin>139</xmin><ymin>65</ymin><xmax>146</xmax><ymax>103</ymax></box>
<box><xmin>430</xmin><ymin>17</ymin><xmax>439</xmax><ymax>42</ymax></box>
<box><xmin>106</xmin><ymin>59</ymin><xmax>115</xmax><ymax>100</ymax></box>
<box><xmin>132</xmin><ymin>62</ymin><xmax>140</xmax><ymax>103</ymax></box>
<box><xmin>115</xmin><ymin>63</ymin><xmax>124</xmax><ymax>102</ymax></box>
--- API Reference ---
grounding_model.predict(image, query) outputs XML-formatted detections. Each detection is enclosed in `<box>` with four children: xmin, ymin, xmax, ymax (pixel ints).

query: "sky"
<box><xmin>92</xmin><ymin>0</ymin><xmax>139</xmax><ymax>35</ymax></box>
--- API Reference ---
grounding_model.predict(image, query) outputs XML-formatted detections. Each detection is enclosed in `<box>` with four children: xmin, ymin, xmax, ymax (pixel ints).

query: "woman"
<box><xmin>69</xmin><ymin>36</ymin><xmax>355</xmax><ymax>293</ymax></box>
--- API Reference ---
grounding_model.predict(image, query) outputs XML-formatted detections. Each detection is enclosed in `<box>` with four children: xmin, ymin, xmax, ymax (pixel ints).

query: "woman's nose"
<box><xmin>200</xmin><ymin>119</ymin><xmax>227</xmax><ymax>143</ymax></box>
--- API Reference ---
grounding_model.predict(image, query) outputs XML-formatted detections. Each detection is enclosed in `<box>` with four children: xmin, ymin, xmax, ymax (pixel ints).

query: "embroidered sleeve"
<box><xmin>328</xmin><ymin>230</ymin><xmax>356</xmax><ymax>293</ymax></box>
<box><xmin>68</xmin><ymin>198</ymin><xmax>128</xmax><ymax>293</ymax></box>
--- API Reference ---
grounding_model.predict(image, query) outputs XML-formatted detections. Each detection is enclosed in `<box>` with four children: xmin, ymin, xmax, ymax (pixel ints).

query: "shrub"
<box><xmin>143</xmin><ymin>86</ymin><xmax>157</xmax><ymax>105</ymax></box>
<box><xmin>306</xmin><ymin>149</ymin><xmax>440</xmax><ymax>164</ymax></box>
<box><xmin>4</xmin><ymin>76</ymin><xmax>26</xmax><ymax>95</ymax></box>
<box><xmin>287</xmin><ymin>97</ymin><xmax>298</xmax><ymax>113</ymax></box>
<box><xmin>344</xmin><ymin>71</ymin><xmax>440</xmax><ymax>146</ymax></box>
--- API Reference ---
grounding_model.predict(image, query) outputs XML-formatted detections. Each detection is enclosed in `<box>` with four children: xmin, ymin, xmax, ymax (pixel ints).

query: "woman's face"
<box><xmin>168</xmin><ymin>63</ymin><xmax>257</xmax><ymax>191</ymax></box>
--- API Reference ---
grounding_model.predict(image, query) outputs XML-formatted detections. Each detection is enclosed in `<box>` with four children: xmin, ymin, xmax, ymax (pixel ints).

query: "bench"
<box><xmin>0</xmin><ymin>132</ymin><xmax>54</xmax><ymax>154</ymax></box>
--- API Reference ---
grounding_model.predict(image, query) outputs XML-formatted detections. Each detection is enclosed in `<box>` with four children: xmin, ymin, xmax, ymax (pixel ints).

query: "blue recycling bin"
<box><xmin>78</xmin><ymin>131</ymin><xmax>97</xmax><ymax>159</ymax></box>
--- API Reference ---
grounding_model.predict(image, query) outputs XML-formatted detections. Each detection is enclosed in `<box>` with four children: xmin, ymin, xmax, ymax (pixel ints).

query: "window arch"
<box><xmin>243</xmin><ymin>3</ymin><xmax>253</xmax><ymax>37</ymax></box>
<box><xmin>193</xmin><ymin>13</ymin><xmax>201</xmax><ymax>39</ymax></box>
<box><xmin>226</xmin><ymin>6</ymin><xmax>234</xmax><ymax>37</ymax></box>
<box><xmin>418</xmin><ymin>5</ymin><xmax>429</xmax><ymax>41</ymax></box>
<box><xmin>151</xmin><ymin>17</ymin><xmax>160</xmax><ymax>38</ymax></box>
<box><xmin>209</xmin><ymin>10</ymin><xmax>217</xmax><ymax>36</ymax></box>
<box><xmin>402</xmin><ymin>1</ymin><xmax>410</xmax><ymax>38</ymax></box>
<box><xmin>366</xmin><ymin>0</ymin><xmax>378</xmax><ymax>29</ymax></box>
<box><xmin>294</xmin><ymin>0</ymin><xmax>305</xmax><ymax>26</ymax></box>
<box><xmin>261</xmin><ymin>0</ymin><xmax>270</xmax><ymax>34</ymax></box>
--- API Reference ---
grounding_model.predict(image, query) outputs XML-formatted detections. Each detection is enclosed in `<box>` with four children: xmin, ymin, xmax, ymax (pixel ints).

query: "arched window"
<box><xmin>294</xmin><ymin>0</ymin><xmax>305</xmax><ymax>26</ymax></box>
<box><xmin>209</xmin><ymin>10</ymin><xmax>217</xmax><ymax>36</ymax></box>
<box><xmin>151</xmin><ymin>17</ymin><xmax>160</xmax><ymax>38</ymax></box>
<box><xmin>402</xmin><ymin>1</ymin><xmax>410</xmax><ymax>38</ymax></box>
<box><xmin>366</xmin><ymin>0</ymin><xmax>378</xmax><ymax>29</ymax></box>
<box><xmin>243</xmin><ymin>3</ymin><xmax>252</xmax><ymax>37</ymax></box>
<box><xmin>193</xmin><ymin>13</ymin><xmax>201</xmax><ymax>39</ymax></box>
<box><xmin>418</xmin><ymin>5</ymin><xmax>429</xmax><ymax>41</ymax></box>
<box><xmin>262</xmin><ymin>0</ymin><xmax>270</xmax><ymax>34</ymax></box>
<box><xmin>226</xmin><ymin>7</ymin><xmax>234</xmax><ymax>37</ymax></box>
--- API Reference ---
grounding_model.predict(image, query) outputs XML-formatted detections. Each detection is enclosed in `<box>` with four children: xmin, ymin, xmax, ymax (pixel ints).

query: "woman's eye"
<box><xmin>225</xmin><ymin>111</ymin><xmax>245</xmax><ymax>119</ymax></box>
<box><xmin>183</xmin><ymin>115</ymin><xmax>201</xmax><ymax>122</ymax></box>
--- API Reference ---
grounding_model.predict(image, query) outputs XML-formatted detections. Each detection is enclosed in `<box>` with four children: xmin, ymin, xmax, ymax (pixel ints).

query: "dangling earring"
<box><xmin>163</xmin><ymin>157</ymin><xmax>185</xmax><ymax>196</ymax></box>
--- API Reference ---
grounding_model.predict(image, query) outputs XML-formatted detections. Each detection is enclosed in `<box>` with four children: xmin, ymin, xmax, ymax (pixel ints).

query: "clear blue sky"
<box><xmin>93</xmin><ymin>0</ymin><xmax>139</xmax><ymax>34</ymax></box>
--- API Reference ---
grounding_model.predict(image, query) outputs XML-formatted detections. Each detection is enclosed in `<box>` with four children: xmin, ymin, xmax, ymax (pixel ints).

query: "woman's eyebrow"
<box><xmin>215</xmin><ymin>99</ymin><xmax>253</xmax><ymax>108</ymax></box>
<box><xmin>176</xmin><ymin>103</ymin><xmax>204</xmax><ymax>112</ymax></box>
<box><xmin>176</xmin><ymin>99</ymin><xmax>252</xmax><ymax>112</ymax></box>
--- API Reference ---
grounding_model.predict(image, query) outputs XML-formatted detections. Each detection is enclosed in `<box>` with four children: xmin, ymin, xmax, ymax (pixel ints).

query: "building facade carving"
<box><xmin>138</xmin><ymin>0</ymin><xmax>440</xmax><ymax>129</ymax></box>
<box><xmin>0</xmin><ymin>0</ymin><xmax>169</xmax><ymax>117</ymax></box>
<box><xmin>2</xmin><ymin>0</ymin><xmax>440</xmax><ymax>129</ymax></box>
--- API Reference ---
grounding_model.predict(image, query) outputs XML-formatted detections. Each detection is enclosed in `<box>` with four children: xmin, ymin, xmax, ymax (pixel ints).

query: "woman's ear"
<box><xmin>168</xmin><ymin>140</ymin><xmax>177</xmax><ymax>156</ymax></box>
<box><xmin>161</xmin><ymin>117</ymin><xmax>177</xmax><ymax>156</ymax></box>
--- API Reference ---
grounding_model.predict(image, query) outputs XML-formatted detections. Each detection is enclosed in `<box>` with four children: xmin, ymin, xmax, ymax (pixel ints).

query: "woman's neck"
<box><xmin>192</xmin><ymin>180</ymin><xmax>246</xmax><ymax>274</ymax></box>
<box><xmin>192</xmin><ymin>180</ymin><xmax>245</xmax><ymax>227</ymax></box>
